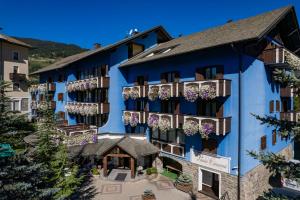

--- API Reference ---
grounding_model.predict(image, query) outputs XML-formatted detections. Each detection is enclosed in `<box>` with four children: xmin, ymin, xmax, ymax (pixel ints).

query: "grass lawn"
<box><xmin>161</xmin><ymin>169</ymin><xmax>178</xmax><ymax>180</ymax></box>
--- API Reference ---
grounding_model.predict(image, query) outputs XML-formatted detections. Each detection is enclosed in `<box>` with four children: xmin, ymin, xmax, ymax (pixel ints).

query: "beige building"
<box><xmin>0</xmin><ymin>34</ymin><xmax>31</xmax><ymax>114</ymax></box>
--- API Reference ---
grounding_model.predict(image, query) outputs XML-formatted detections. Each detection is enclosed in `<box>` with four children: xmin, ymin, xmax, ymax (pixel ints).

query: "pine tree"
<box><xmin>249</xmin><ymin>61</ymin><xmax>300</xmax><ymax>199</ymax></box>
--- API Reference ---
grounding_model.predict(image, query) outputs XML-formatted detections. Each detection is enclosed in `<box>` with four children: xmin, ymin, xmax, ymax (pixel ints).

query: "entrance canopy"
<box><xmin>68</xmin><ymin>136</ymin><xmax>159</xmax><ymax>159</ymax></box>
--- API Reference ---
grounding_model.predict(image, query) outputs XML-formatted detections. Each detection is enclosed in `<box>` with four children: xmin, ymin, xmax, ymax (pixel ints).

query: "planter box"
<box><xmin>175</xmin><ymin>182</ymin><xmax>193</xmax><ymax>193</ymax></box>
<box><xmin>142</xmin><ymin>194</ymin><xmax>156</xmax><ymax>200</ymax></box>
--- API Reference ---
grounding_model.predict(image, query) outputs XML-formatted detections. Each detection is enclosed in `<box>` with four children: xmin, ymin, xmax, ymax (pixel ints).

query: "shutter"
<box><xmin>216</xmin><ymin>65</ymin><xmax>224</xmax><ymax>79</ymax></box>
<box><xmin>269</xmin><ymin>101</ymin><xmax>274</xmax><ymax>113</ymax></box>
<box><xmin>174</xmin><ymin>71</ymin><xmax>180</xmax><ymax>83</ymax></box>
<box><xmin>276</xmin><ymin>100</ymin><xmax>280</xmax><ymax>112</ymax></box>
<box><xmin>272</xmin><ymin>131</ymin><xmax>277</xmax><ymax>145</ymax></box>
<box><xmin>195</xmin><ymin>68</ymin><xmax>205</xmax><ymax>81</ymax></box>
<box><xmin>160</xmin><ymin>73</ymin><xmax>167</xmax><ymax>83</ymax></box>
<box><xmin>58</xmin><ymin>93</ymin><xmax>64</xmax><ymax>101</ymax></box>
<box><xmin>261</xmin><ymin>136</ymin><xmax>267</xmax><ymax>150</ymax></box>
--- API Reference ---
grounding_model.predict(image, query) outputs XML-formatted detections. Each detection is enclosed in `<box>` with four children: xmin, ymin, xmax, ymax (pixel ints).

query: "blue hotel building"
<box><xmin>30</xmin><ymin>6</ymin><xmax>299</xmax><ymax>200</ymax></box>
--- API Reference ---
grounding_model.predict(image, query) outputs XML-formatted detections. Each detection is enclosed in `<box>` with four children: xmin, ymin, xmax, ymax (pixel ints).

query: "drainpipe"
<box><xmin>231</xmin><ymin>43</ymin><xmax>242</xmax><ymax>200</ymax></box>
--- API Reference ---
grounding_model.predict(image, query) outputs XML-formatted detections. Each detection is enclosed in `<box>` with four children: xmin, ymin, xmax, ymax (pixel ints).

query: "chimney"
<box><xmin>93</xmin><ymin>43</ymin><xmax>101</xmax><ymax>49</ymax></box>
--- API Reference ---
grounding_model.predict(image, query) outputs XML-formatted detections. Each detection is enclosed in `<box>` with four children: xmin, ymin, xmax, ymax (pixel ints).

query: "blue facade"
<box><xmin>31</xmin><ymin>27</ymin><xmax>294</xmax><ymax>177</ymax></box>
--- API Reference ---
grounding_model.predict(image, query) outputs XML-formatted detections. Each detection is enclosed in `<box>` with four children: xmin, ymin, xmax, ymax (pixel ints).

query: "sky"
<box><xmin>0</xmin><ymin>0</ymin><xmax>300</xmax><ymax>49</ymax></box>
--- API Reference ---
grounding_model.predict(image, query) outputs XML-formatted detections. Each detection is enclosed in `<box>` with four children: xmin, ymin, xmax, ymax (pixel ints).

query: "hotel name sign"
<box><xmin>191</xmin><ymin>149</ymin><xmax>231</xmax><ymax>173</ymax></box>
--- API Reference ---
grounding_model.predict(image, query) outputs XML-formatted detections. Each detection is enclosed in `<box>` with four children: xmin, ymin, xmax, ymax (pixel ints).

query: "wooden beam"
<box><xmin>130</xmin><ymin>157</ymin><xmax>135</xmax><ymax>178</ymax></box>
<box><xmin>293</xmin><ymin>47</ymin><xmax>300</xmax><ymax>54</ymax></box>
<box><xmin>107</xmin><ymin>153</ymin><xmax>130</xmax><ymax>158</ymax></box>
<box><xmin>103</xmin><ymin>156</ymin><xmax>108</xmax><ymax>177</ymax></box>
<box><xmin>288</xmin><ymin>28</ymin><xmax>298</xmax><ymax>37</ymax></box>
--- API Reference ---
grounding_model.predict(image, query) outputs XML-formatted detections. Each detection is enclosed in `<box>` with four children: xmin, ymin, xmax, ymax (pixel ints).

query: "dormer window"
<box><xmin>128</xmin><ymin>42</ymin><xmax>144</xmax><ymax>58</ymax></box>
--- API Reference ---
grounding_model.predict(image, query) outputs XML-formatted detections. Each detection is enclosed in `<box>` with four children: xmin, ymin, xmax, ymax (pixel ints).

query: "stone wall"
<box><xmin>151</xmin><ymin>145</ymin><xmax>293</xmax><ymax>200</ymax></box>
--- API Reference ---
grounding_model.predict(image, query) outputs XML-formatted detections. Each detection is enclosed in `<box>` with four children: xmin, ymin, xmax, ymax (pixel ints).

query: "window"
<box><xmin>58</xmin><ymin>74</ymin><xmax>64</xmax><ymax>82</ymax></box>
<box><xmin>48</xmin><ymin>77</ymin><xmax>53</xmax><ymax>83</ymax></box>
<box><xmin>168</xmin><ymin>129</ymin><xmax>177</xmax><ymax>143</ymax></box>
<box><xmin>196</xmin><ymin>66</ymin><xmax>223</xmax><ymax>81</ymax></box>
<box><xmin>100</xmin><ymin>65</ymin><xmax>108</xmax><ymax>76</ymax></box>
<box><xmin>12</xmin><ymin>100</ymin><xmax>20</xmax><ymax>111</ymax></box>
<box><xmin>269</xmin><ymin>101</ymin><xmax>274</xmax><ymax>113</ymax></box>
<box><xmin>13</xmin><ymin>52</ymin><xmax>19</xmax><ymax>60</ymax></box>
<box><xmin>21</xmin><ymin>98</ymin><xmax>28</xmax><ymax>111</ymax></box>
<box><xmin>197</xmin><ymin>101</ymin><xmax>217</xmax><ymax>117</ymax></box>
<box><xmin>178</xmin><ymin>130</ymin><xmax>185</xmax><ymax>144</ymax></box>
<box><xmin>161</xmin><ymin>100</ymin><xmax>176</xmax><ymax>114</ymax></box>
<box><xmin>13</xmin><ymin>83</ymin><xmax>20</xmax><ymax>91</ymax></box>
<box><xmin>136</xmin><ymin>100</ymin><xmax>145</xmax><ymax>111</ymax></box>
<box><xmin>261</xmin><ymin>135</ymin><xmax>267</xmax><ymax>150</ymax></box>
<box><xmin>161</xmin><ymin>71</ymin><xmax>180</xmax><ymax>83</ymax></box>
<box><xmin>58</xmin><ymin>93</ymin><xmax>64</xmax><ymax>101</ymax></box>
<box><xmin>272</xmin><ymin>131</ymin><xmax>277</xmax><ymax>145</ymax></box>
<box><xmin>13</xmin><ymin>66</ymin><xmax>18</xmax><ymax>73</ymax></box>
<box><xmin>136</xmin><ymin>76</ymin><xmax>145</xmax><ymax>86</ymax></box>
<box><xmin>128</xmin><ymin>43</ymin><xmax>144</xmax><ymax>58</ymax></box>
<box><xmin>152</xmin><ymin>129</ymin><xmax>159</xmax><ymax>139</ymax></box>
<box><xmin>276</xmin><ymin>100</ymin><xmax>280</xmax><ymax>112</ymax></box>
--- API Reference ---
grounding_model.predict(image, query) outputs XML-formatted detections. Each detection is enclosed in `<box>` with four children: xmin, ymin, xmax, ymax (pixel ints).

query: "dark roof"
<box><xmin>30</xmin><ymin>26</ymin><xmax>172</xmax><ymax>75</ymax></box>
<box><xmin>121</xmin><ymin>6</ymin><xmax>295</xmax><ymax>67</ymax></box>
<box><xmin>0</xmin><ymin>34</ymin><xmax>32</xmax><ymax>48</ymax></box>
<box><xmin>68</xmin><ymin>136</ymin><xmax>159</xmax><ymax>159</ymax></box>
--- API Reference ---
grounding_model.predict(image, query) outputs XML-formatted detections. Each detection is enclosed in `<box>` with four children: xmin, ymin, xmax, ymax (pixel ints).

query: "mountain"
<box><xmin>15</xmin><ymin>37</ymin><xmax>87</xmax><ymax>73</ymax></box>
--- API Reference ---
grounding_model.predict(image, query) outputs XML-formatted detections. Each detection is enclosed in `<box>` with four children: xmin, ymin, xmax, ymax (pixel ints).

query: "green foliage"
<box><xmin>146</xmin><ymin>167</ymin><xmax>158</xmax><ymax>175</ymax></box>
<box><xmin>259</xmin><ymin>189</ymin><xmax>295</xmax><ymax>200</ymax></box>
<box><xmin>176</xmin><ymin>174</ymin><xmax>192</xmax><ymax>184</ymax></box>
<box><xmin>0</xmin><ymin>81</ymin><xmax>34</xmax><ymax>149</ymax></box>
<box><xmin>91</xmin><ymin>167</ymin><xmax>100</xmax><ymax>175</ymax></box>
<box><xmin>0</xmin><ymin>152</ymin><xmax>58</xmax><ymax>199</ymax></box>
<box><xmin>295</xmin><ymin>96</ymin><xmax>300</xmax><ymax>111</ymax></box>
<box><xmin>161</xmin><ymin>169</ymin><xmax>178</xmax><ymax>180</ymax></box>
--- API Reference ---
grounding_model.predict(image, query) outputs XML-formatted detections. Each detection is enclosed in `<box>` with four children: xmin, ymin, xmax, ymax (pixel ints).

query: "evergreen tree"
<box><xmin>249</xmin><ymin>60</ymin><xmax>300</xmax><ymax>199</ymax></box>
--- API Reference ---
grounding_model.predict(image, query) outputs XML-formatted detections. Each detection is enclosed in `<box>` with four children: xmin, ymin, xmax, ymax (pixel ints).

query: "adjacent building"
<box><xmin>0</xmin><ymin>34</ymin><xmax>31</xmax><ymax>114</ymax></box>
<box><xmin>30</xmin><ymin>6</ymin><xmax>300</xmax><ymax>200</ymax></box>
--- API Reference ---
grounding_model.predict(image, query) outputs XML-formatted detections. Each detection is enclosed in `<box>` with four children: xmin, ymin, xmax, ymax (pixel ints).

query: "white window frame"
<box><xmin>198</xmin><ymin>167</ymin><xmax>221</xmax><ymax>198</ymax></box>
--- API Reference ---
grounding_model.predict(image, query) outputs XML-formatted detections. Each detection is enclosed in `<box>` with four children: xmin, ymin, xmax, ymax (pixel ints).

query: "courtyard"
<box><xmin>79</xmin><ymin>173</ymin><xmax>214</xmax><ymax>200</ymax></box>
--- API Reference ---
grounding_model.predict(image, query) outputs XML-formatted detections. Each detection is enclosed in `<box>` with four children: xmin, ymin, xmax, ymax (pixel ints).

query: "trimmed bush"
<box><xmin>146</xmin><ymin>167</ymin><xmax>158</xmax><ymax>175</ymax></box>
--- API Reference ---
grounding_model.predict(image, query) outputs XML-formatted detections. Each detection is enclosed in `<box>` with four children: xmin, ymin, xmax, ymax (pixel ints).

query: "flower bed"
<box><xmin>158</xmin><ymin>117</ymin><xmax>171</xmax><ymax>133</ymax></box>
<box><xmin>158</xmin><ymin>85</ymin><xmax>171</xmax><ymax>100</ymax></box>
<box><xmin>199</xmin><ymin>122</ymin><xmax>214</xmax><ymax>138</ymax></box>
<box><xmin>148</xmin><ymin>114</ymin><xmax>159</xmax><ymax>130</ymax></box>
<box><xmin>183</xmin><ymin>119</ymin><xmax>199</xmax><ymax>135</ymax></box>
<box><xmin>148</xmin><ymin>86</ymin><xmax>159</xmax><ymax>101</ymax></box>
<box><xmin>184</xmin><ymin>83</ymin><xmax>199</xmax><ymax>102</ymax></box>
<box><xmin>199</xmin><ymin>84</ymin><xmax>216</xmax><ymax>100</ymax></box>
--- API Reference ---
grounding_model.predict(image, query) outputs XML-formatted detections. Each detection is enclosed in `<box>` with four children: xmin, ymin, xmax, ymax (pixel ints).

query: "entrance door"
<box><xmin>198</xmin><ymin>168</ymin><xmax>220</xmax><ymax>199</ymax></box>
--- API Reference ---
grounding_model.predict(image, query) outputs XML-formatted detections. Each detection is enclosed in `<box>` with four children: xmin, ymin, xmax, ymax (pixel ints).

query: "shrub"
<box><xmin>176</xmin><ymin>174</ymin><xmax>192</xmax><ymax>184</ymax></box>
<box><xmin>146</xmin><ymin>167</ymin><xmax>158</xmax><ymax>175</ymax></box>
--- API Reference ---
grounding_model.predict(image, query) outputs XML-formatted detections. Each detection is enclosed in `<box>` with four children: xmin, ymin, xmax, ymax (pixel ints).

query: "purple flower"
<box><xmin>184</xmin><ymin>84</ymin><xmax>199</xmax><ymax>102</ymax></box>
<box><xmin>199</xmin><ymin>123</ymin><xmax>214</xmax><ymax>138</ymax></box>
<box><xmin>92</xmin><ymin>134</ymin><xmax>98</xmax><ymax>143</ymax></box>
<box><xmin>130</xmin><ymin>112</ymin><xmax>139</xmax><ymax>127</ymax></box>
<box><xmin>148</xmin><ymin>114</ymin><xmax>159</xmax><ymax>130</ymax></box>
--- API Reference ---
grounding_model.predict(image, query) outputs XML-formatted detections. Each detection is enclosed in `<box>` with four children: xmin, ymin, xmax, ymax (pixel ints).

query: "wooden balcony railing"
<box><xmin>181</xmin><ymin>115</ymin><xmax>231</xmax><ymax>135</ymax></box>
<box><xmin>122</xmin><ymin>86</ymin><xmax>147</xmax><ymax>99</ymax></box>
<box><xmin>9</xmin><ymin>73</ymin><xmax>26</xmax><ymax>81</ymax></box>
<box><xmin>152</xmin><ymin>140</ymin><xmax>185</xmax><ymax>157</ymax></box>
<box><xmin>260</xmin><ymin>47</ymin><xmax>300</xmax><ymax>68</ymax></box>
<box><xmin>123</xmin><ymin>111</ymin><xmax>145</xmax><ymax>124</ymax></box>
<box><xmin>66</xmin><ymin>102</ymin><xmax>109</xmax><ymax>115</ymax></box>
<box><xmin>182</xmin><ymin>79</ymin><xmax>231</xmax><ymax>97</ymax></box>
<box><xmin>146</xmin><ymin>112</ymin><xmax>179</xmax><ymax>129</ymax></box>
<box><xmin>280</xmin><ymin>111</ymin><xmax>300</xmax><ymax>122</ymax></box>
<box><xmin>67</xmin><ymin>76</ymin><xmax>109</xmax><ymax>92</ymax></box>
<box><xmin>147</xmin><ymin>82</ymin><xmax>180</xmax><ymax>97</ymax></box>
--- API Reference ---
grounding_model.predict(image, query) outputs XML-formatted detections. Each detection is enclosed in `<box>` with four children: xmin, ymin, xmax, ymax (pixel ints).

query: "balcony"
<box><xmin>280</xmin><ymin>111</ymin><xmax>300</xmax><ymax>122</ymax></box>
<box><xmin>122</xmin><ymin>86</ymin><xmax>146</xmax><ymax>100</ymax></box>
<box><xmin>146</xmin><ymin>112</ymin><xmax>179</xmax><ymax>129</ymax></box>
<box><xmin>65</xmin><ymin>102</ymin><xmax>109</xmax><ymax>115</ymax></box>
<box><xmin>29</xmin><ymin>83</ymin><xmax>55</xmax><ymax>93</ymax></box>
<box><xmin>9</xmin><ymin>73</ymin><xmax>26</xmax><ymax>81</ymax></box>
<box><xmin>182</xmin><ymin>79</ymin><xmax>231</xmax><ymax>101</ymax></box>
<box><xmin>181</xmin><ymin>115</ymin><xmax>231</xmax><ymax>135</ymax></box>
<box><xmin>123</xmin><ymin>111</ymin><xmax>146</xmax><ymax>124</ymax></box>
<box><xmin>66</xmin><ymin>76</ymin><xmax>109</xmax><ymax>92</ymax></box>
<box><xmin>147</xmin><ymin>82</ymin><xmax>180</xmax><ymax>99</ymax></box>
<box><xmin>190</xmin><ymin>149</ymin><xmax>231</xmax><ymax>173</ymax></box>
<box><xmin>280</xmin><ymin>87</ymin><xmax>294</xmax><ymax>98</ymax></box>
<box><xmin>152</xmin><ymin>140</ymin><xmax>185</xmax><ymax>157</ymax></box>
<box><xmin>260</xmin><ymin>47</ymin><xmax>300</xmax><ymax>68</ymax></box>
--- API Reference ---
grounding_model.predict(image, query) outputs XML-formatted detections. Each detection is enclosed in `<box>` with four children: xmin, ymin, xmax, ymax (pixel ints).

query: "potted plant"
<box><xmin>147</xmin><ymin>114</ymin><xmax>159</xmax><ymax>130</ymax></box>
<box><xmin>158</xmin><ymin>85</ymin><xmax>171</xmax><ymax>100</ymax></box>
<box><xmin>199</xmin><ymin>122</ymin><xmax>214</xmax><ymax>139</ymax></box>
<box><xmin>123</xmin><ymin>112</ymin><xmax>131</xmax><ymax>125</ymax></box>
<box><xmin>122</xmin><ymin>88</ymin><xmax>131</xmax><ymax>100</ymax></box>
<box><xmin>175</xmin><ymin>174</ymin><xmax>193</xmax><ymax>193</ymax></box>
<box><xmin>183</xmin><ymin>119</ymin><xmax>199</xmax><ymax>136</ymax></box>
<box><xmin>148</xmin><ymin>86</ymin><xmax>159</xmax><ymax>101</ymax></box>
<box><xmin>130</xmin><ymin>112</ymin><xmax>139</xmax><ymax>127</ymax></box>
<box><xmin>146</xmin><ymin>167</ymin><xmax>158</xmax><ymax>179</ymax></box>
<box><xmin>91</xmin><ymin>167</ymin><xmax>100</xmax><ymax>177</ymax></box>
<box><xmin>199</xmin><ymin>84</ymin><xmax>216</xmax><ymax>100</ymax></box>
<box><xmin>130</xmin><ymin>86</ymin><xmax>140</xmax><ymax>100</ymax></box>
<box><xmin>142</xmin><ymin>189</ymin><xmax>156</xmax><ymax>200</ymax></box>
<box><xmin>158</xmin><ymin>116</ymin><xmax>171</xmax><ymax>133</ymax></box>
<box><xmin>184</xmin><ymin>83</ymin><xmax>199</xmax><ymax>102</ymax></box>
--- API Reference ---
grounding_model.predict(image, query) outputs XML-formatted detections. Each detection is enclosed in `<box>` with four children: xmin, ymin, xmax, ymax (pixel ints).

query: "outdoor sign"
<box><xmin>190</xmin><ymin>149</ymin><xmax>231</xmax><ymax>173</ymax></box>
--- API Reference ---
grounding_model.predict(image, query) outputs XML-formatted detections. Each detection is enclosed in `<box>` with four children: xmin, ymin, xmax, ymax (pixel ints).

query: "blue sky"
<box><xmin>0</xmin><ymin>0</ymin><xmax>300</xmax><ymax>49</ymax></box>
